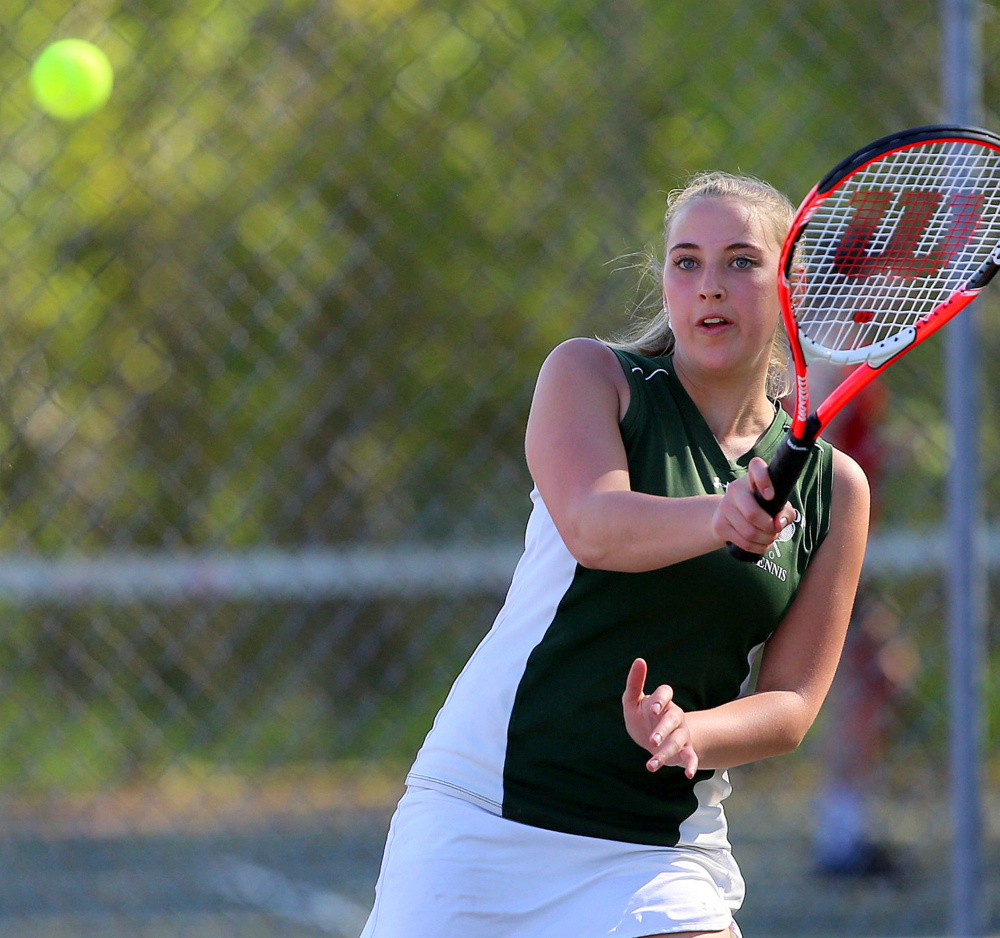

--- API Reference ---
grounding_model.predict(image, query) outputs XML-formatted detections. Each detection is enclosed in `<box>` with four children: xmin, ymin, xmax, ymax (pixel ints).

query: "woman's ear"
<box><xmin>788</xmin><ymin>262</ymin><xmax>808</xmax><ymax>308</ymax></box>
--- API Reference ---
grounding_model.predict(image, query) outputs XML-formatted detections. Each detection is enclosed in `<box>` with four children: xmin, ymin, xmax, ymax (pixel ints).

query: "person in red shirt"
<box><xmin>805</xmin><ymin>363</ymin><xmax>917</xmax><ymax>877</ymax></box>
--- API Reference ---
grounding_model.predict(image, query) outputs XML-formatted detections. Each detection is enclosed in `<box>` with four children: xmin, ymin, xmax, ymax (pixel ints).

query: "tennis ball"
<box><xmin>30</xmin><ymin>39</ymin><xmax>113</xmax><ymax>120</ymax></box>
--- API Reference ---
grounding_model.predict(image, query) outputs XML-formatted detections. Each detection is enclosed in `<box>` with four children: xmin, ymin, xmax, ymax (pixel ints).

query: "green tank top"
<box><xmin>500</xmin><ymin>348</ymin><xmax>834</xmax><ymax>845</ymax></box>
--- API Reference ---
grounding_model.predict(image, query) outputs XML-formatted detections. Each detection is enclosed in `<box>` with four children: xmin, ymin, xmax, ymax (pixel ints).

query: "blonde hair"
<box><xmin>608</xmin><ymin>171</ymin><xmax>794</xmax><ymax>399</ymax></box>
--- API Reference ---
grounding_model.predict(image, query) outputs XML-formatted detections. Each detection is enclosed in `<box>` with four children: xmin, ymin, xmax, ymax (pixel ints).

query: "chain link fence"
<box><xmin>1</xmin><ymin>0</ymin><xmax>999</xmax><ymax>934</ymax></box>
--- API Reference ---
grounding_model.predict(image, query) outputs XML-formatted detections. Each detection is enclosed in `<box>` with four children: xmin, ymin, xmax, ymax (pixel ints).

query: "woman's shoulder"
<box><xmin>538</xmin><ymin>338</ymin><xmax>630</xmax><ymax>387</ymax></box>
<box><xmin>543</xmin><ymin>336</ymin><xmax>621</xmax><ymax>367</ymax></box>
<box><xmin>535</xmin><ymin>338</ymin><xmax>632</xmax><ymax>422</ymax></box>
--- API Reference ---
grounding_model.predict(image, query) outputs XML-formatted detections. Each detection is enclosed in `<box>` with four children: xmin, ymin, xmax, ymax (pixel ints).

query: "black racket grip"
<box><xmin>727</xmin><ymin>427</ymin><xmax>817</xmax><ymax>563</ymax></box>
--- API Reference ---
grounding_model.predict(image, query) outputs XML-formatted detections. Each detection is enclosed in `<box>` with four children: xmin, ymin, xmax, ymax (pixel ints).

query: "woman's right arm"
<box><xmin>524</xmin><ymin>338</ymin><xmax>787</xmax><ymax>571</ymax></box>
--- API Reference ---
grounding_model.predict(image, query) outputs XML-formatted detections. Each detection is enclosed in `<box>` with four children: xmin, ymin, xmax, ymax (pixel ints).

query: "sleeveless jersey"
<box><xmin>407</xmin><ymin>348</ymin><xmax>834</xmax><ymax>848</ymax></box>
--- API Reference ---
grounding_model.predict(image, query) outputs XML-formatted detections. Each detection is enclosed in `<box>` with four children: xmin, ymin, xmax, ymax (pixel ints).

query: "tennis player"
<box><xmin>361</xmin><ymin>172</ymin><xmax>869</xmax><ymax>937</ymax></box>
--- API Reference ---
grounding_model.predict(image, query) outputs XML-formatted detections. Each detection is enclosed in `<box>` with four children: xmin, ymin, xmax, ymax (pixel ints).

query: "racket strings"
<box><xmin>792</xmin><ymin>139</ymin><xmax>1000</xmax><ymax>362</ymax></box>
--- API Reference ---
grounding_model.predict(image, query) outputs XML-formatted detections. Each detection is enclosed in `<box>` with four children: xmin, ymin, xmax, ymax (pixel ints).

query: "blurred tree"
<box><xmin>0</xmin><ymin>0</ymin><xmax>991</xmax><ymax>779</ymax></box>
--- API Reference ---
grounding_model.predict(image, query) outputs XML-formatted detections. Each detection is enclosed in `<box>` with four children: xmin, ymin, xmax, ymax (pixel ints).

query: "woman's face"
<box><xmin>662</xmin><ymin>196</ymin><xmax>783</xmax><ymax>382</ymax></box>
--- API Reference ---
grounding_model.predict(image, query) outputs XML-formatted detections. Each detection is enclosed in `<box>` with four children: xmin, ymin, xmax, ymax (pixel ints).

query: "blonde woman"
<box><xmin>361</xmin><ymin>172</ymin><xmax>869</xmax><ymax>938</ymax></box>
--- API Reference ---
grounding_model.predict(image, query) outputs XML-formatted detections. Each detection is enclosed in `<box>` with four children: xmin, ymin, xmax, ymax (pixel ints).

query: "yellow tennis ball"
<box><xmin>30</xmin><ymin>40</ymin><xmax>113</xmax><ymax>120</ymax></box>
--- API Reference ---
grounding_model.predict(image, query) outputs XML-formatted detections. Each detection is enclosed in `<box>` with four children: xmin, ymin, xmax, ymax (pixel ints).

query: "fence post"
<box><xmin>941</xmin><ymin>0</ymin><xmax>986</xmax><ymax>934</ymax></box>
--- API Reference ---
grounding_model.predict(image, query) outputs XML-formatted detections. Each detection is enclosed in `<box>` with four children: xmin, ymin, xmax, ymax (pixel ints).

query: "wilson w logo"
<box><xmin>832</xmin><ymin>189</ymin><xmax>983</xmax><ymax>278</ymax></box>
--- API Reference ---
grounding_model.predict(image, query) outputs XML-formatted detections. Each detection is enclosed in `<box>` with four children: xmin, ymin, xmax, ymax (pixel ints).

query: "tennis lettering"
<box><xmin>832</xmin><ymin>189</ymin><xmax>983</xmax><ymax>278</ymax></box>
<box><xmin>755</xmin><ymin>555</ymin><xmax>787</xmax><ymax>581</ymax></box>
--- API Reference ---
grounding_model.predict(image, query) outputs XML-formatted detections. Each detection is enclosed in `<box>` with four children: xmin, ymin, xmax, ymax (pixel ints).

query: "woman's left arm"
<box><xmin>624</xmin><ymin>448</ymin><xmax>870</xmax><ymax>774</ymax></box>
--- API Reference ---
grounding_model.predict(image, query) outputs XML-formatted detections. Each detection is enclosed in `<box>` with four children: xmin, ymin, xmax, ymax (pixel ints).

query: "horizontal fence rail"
<box><xmin>0</xmin><ymin>527</ymin><xmax>994</xmax><ymax>602</ymax></box>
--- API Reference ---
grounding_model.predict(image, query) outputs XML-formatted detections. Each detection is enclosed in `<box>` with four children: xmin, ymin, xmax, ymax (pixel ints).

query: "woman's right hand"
<box><xmin>710</xmin><ymin>456</ymin><xmax>797</xmax><ymax>556</ymax></box>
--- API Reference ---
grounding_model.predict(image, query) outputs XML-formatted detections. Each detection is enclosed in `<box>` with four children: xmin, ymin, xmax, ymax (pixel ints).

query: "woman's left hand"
<box><xmin>622</xmin><ymin>657</ymin><xmax>699</xmax><ymax>778</ymax></box>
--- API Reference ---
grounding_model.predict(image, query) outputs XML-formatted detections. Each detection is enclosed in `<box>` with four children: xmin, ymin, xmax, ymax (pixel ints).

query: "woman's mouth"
<box><xmin>698</xmin><ymin>316</ymin><xmax>732</xmax><ymax>330</ymax></box>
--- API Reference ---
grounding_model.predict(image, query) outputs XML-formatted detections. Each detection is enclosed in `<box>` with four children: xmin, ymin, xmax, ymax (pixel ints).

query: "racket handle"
<box><xmin>727</xmin><ymin>423</ymin><xmax>818</xmax><ymax>563</ymax></box>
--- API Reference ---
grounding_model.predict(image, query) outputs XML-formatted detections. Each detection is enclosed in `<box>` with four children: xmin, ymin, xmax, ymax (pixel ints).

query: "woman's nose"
<box><xmin>699</xmin><ymin>269</ymin><xmax>725</xmax><ymax>300</ymax></box>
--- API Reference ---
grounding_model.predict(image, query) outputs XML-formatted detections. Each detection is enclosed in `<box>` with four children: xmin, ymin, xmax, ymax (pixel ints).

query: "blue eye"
<box><xmin>732</xmin><ymin>255</ymin><xmax>756</xmax><ymax>269</ymax></box>
<box><xmin>674</xmin><ymin>256</ymin><xmax>698</xmax><ymax>270</ymax></box>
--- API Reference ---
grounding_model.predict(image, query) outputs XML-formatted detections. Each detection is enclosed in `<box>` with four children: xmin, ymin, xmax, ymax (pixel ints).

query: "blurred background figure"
<box><xmin>803</xmin><ymin>361</ymin><xmax>919</xmax><ymax>878</ymax></box>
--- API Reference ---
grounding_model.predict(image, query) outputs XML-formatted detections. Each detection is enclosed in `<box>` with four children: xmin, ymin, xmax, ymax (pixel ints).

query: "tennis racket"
<box><xmin>730</xmin><ymin>124</ymin><xmax>1000</xmax><ymax>563</ymax></box>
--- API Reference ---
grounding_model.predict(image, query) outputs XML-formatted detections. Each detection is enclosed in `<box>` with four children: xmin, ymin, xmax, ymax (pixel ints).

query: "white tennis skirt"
<box><xmin>360</xmin><ymin>785</ymin><xmax>745</xmax><ymax>938</ymax></box>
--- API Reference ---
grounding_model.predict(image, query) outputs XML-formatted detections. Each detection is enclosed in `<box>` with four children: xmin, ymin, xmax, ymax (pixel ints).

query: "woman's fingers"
<box><xmin>715</xmin><ymin>459</ymin><xmax>802</xmax><ymax>553</ymax></box>
<box><xmin>646</xmin><ymin>736</ymin><xmax>699</xmax><ymax>776</ymax></box>
<box><xmin>623</xmin><ymin>660</ymin><xmax>698</xmax><ymax>777</ymax></box>
<box><xmin>746</xmin><ymin>456</ymin><xmax>775</xmax><ymax>503</ymax></box>
<box><xmin>622</xmin><ymin>657</ymin><xmax>647</xmax><ymax>708</ymax></box>
<box><xmin>645</xmin><ymin>683</ymin><xmax>675</xmax><ymax>717</ymax></box>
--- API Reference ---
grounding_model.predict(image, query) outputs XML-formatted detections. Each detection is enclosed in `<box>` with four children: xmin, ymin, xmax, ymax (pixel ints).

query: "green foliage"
<box><xmin>0</xmin><ymin>0</ymin><xmax>946</xmax><ymax>551</ymax></box>
<box><xmin>2</xmin><ymin>0</ymin><xmax>999</xmax><ymax>789</ymax></box>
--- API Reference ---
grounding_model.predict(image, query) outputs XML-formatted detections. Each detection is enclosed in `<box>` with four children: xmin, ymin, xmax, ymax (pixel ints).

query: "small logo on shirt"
<box><xmin>754</xmin><ymin>508</ymin><xmax>802</xmax><ymax>581</ymax></box>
